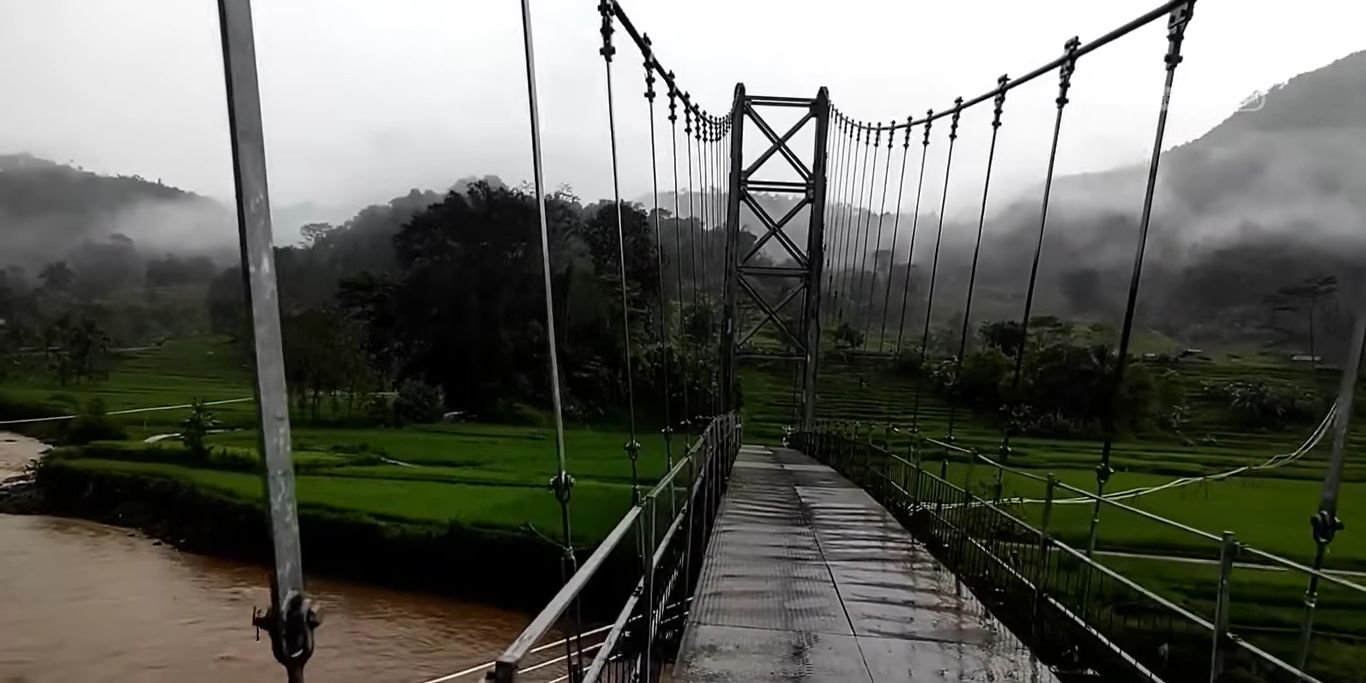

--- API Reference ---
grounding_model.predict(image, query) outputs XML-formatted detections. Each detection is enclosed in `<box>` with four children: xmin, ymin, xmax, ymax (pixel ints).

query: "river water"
<box><xmin>0</xmin><ymin>433</ymin><xmax>529</xmax><ymax>683</ymax></box>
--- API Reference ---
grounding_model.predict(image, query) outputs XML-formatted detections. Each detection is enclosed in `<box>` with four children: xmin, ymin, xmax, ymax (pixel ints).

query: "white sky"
<box><xmin>1</xmin><ymin>0</ymin><xmax>1363</xmax><ymax>236</ymax></box>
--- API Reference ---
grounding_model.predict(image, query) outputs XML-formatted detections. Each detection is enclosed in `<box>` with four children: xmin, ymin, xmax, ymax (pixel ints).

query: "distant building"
<box><xmin>1291</xmin><ymin>354</ymin><xmax>1321</xmax><ymax>363</ymax></box>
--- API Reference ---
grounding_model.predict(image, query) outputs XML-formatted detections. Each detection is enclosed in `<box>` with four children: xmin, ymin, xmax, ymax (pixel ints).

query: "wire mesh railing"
<box><xmin>792</xmin><ymin>425</ymin><xmax>1366</xmax><ymax>683</ymax></box>
<box><xmin>484</xmin><ymin>413</ymin><xmax>740</xmax><ymax>683</ymax></box>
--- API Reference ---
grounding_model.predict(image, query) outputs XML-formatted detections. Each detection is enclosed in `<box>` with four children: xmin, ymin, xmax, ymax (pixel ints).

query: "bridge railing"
<box><xmin>485</xmin><ymin>413</ymin><xmax>741</xmax><ymax>683</ymax></box>
<box><xmin>792</xmin><ymin>425</ymin><xmax>1365</xmax><ymax>683</ymax></box>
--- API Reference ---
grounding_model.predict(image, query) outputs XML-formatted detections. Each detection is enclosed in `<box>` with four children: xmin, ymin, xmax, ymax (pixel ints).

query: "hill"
<box><xmin>992</xmin><ymin>49</ymin><xmax>1366</xmax><ymax>355</ymax></box>
<box><xmin>0</xmin><ymin>153</ymin><xmax>233</xmax><ymax>270</ymax></box>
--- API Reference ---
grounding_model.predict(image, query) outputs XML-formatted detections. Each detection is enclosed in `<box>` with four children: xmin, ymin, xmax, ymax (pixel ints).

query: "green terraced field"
<box><xmin>2</xmin><ymin>337</ymin><xmax>677</xmax><ymax>546</ymax></box>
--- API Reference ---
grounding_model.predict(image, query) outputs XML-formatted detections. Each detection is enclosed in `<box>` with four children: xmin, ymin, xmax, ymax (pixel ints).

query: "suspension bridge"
<box><xmin>200</xmin><ymin>0</ymin><xmax>1366</xmax><ymax>681</ymax></box>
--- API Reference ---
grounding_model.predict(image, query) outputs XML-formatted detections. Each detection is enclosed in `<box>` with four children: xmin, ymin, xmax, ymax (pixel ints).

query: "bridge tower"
<box><xmin>720</xmin><ymin>85</ymin><xmax>831</xmax><ymax>428</ymax></box>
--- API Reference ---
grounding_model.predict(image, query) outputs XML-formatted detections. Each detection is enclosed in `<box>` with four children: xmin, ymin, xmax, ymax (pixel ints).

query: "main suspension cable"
<box><xmin>597</xmin><ymin>1</ymin><xmax>641</xmax><ymax>502</ymax></box>
<box><xmin>895</xmin><ymin>115</ymin><xmax>933</xmax><ymax>351</ymax></box>
<box><xmin>910</xmin><ymin>101</ymin><xmax>963</xmax><ymax>434</ymax></box>
<box><xmin>877</xmin><ymin>119</ymin><xmax>913</xmax><ymax>352</ymax></box>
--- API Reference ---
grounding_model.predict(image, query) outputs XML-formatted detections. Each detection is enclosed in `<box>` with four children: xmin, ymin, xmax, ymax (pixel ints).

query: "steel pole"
<box><xmin>217</xmin><ymin>2</ymin><xmax>318</xmax><ymax>679</ymax></box>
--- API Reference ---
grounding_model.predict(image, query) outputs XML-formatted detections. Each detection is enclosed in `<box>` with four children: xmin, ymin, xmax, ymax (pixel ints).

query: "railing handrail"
<box><xmin>491</xmin><ymin>413</ymin><xmax>740</xmax><ymax>680</ymax></box>
<box><xmin>799</xmin><ymin>426</ymin><xmax>1350</xmax><ymax>681</ymax></box>
<box><xmin>493</xmin><ymin>505</ymin><xmax>641</xmax><ymax>669</ymax></box>
<box><xmin>818</xmin><ymin>429</ymin><xmax>1366</xmax><ymax>596</ymax></box>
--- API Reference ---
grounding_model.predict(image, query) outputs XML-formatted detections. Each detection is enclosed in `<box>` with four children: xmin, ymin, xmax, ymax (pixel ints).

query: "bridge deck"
<box><xmin>674</xmin><ymin>444</ymin><xmax>1056</xmax><ymax>682</ymax></box>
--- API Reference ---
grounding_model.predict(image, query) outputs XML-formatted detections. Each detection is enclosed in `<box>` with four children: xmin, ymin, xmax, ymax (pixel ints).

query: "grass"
<box><xmin>2</xmin><ymin>337</ymin><xmax>676</xmax><ymax>546</ymax></box>
<box><xmin>50</xmin><ymin>457</ymin><xmax>635</xmax><ymax>543</ymax></box>
<box><xmin>1</xmin><ymin>337</ymin><xmax>257</xmax><ymax>434</ymax></box>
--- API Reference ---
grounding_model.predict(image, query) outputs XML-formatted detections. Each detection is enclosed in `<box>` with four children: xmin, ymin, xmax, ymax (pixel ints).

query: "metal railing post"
<box><xmin>642</xmin><ymin>493</ymin><xmax>657</xmax><ymax>682</ymax></box>
<box><xmin>936</xmin><ymin>444</ymin><xmax>948</xmax><ymax>518</ymax></box>
<box><xmin>909</xmin><ymin>446</ymin><xmax>923</xmax><ymax>512</ymax></box>
<box><xmin>1210</xmin><ymin>531</ymin><xmax>1237</xmax><ymax>682</ymax></box>
<box><xmin>1032</xmin><ymin>474</ymin><xmax>1057</xmax><ymax>645</ymax></box>
<box><xmin>681</xmin><ymin>439</ymin><xmax>697</xmax><ymax>604</ymax></box>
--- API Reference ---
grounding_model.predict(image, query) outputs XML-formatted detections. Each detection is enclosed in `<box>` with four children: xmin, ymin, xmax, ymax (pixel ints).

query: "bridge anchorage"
<box><xmin>199</xmin><ymin>0</ymin><xmax>1366</xmax><ymax>680</ymax></box>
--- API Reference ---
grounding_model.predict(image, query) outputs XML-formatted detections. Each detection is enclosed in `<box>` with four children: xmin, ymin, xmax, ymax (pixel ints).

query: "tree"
<box><xmin>1274</xmin><ymin>274</ymin><xmax>1338</xmax><ymax>364</ymax></box>
<box><xmin>281</xmin><ymin>306</ymin><xmax>375</xmax><ymax>421</ymax></box>
<box><xmin>680</xmin><ymin>301</ymin><xmax>715</xmax><ymax>346</ymax></box>
<box><xmin>580</xmin><ymin>201</ymin><xmax>661</xmax><ymax>324</ymax></box>
<box><xmin>145</xmin><ymin>254</ymin><xmax>217</xmax><ymax>288</ymax></box>
<box><xmin>39</xmin><ymin>261</ymin><xmax>74</xmax><ymax>293</ymax></box>
<box><xmin>832</xmin><ymin>322</ymin><xmax>864</xmax><ymax>350</ymax></box>
<box><xmin>180</xmin><ymin>399</ymin><xmax>221</xmax><ymax>459</ymax></box>
<box><xmin>1060</xmin><ymin>268</ymin><xmax>1102</xmax><ymax>315</ymax></box>
<box><xmin>980</xmin><ymin>320</ymin><xmax>1025</xmax><ymax>356</ymax></box>
<box><xmin>40</xmin><ymin>314</ymin><xmax>109</xmax><ymax>385</ymax></box>
<box><xmin>299</xmin><ymin>222</ymin><xmax>337</xmax><ymax>247</ymax></box>
<box><xmin>206</xmin><ymin>266</ymin><xmax>246</xmax><ymax>338</ymax></box>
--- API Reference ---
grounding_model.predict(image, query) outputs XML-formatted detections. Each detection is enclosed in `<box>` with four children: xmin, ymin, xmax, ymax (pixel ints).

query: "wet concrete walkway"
<box><xmin>674</xmin><ymin>445</ymin><xmax>1056</xmax><ymax>682</ymax></box>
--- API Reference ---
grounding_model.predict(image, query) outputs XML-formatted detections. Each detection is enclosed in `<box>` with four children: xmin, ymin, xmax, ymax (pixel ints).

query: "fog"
<box><xmin>2</xmin><ymin>0</ymin><xmax>1365</xmax><ymax>246</ymax></box>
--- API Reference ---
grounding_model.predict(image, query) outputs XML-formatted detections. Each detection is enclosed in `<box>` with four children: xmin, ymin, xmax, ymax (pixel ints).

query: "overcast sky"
<box><xmin>2</xmin><ymin>0</ymin><xmax>1364</xmax><ymax>238</ymax></box>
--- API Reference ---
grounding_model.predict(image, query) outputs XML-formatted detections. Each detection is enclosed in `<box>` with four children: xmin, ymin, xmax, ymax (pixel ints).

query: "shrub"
<box><xmin>180</xmin><ymin>398</ymin><xmax>221</xmax><ymax>460</ymax></box>
<box><xmin>66</xmin><ymin>399</ymin><xmax>126</xmax><ymax>444</ymax></box>
<box><xmin>1213</xmin><ymin>380</ymin><xmax>1318</xmax><ymax>429</ymax></box>
<box><xmin>394</xmin><ymin>380</ymin><xmax>445</xmax><ymax>424</ymax></box>
<box><xmin>889</xmin><ymin>346</ymin><xmax>926</xmax><ymax>377</ymax></box>
<box><xmin>832</xmin><ymin>322</ymin><xmax>864</xmax><ymax>350</ymax></box>
<box><xmin>955</xmin><ymin>349</ymin><xmax>1011</xmax><ymax>409</ymax></box>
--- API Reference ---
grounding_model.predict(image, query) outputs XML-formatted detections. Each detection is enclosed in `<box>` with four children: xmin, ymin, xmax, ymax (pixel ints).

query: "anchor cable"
<box><xmin>910</xmin><ymin>101</ymin><xmax>963</xmax><ymax>433</ymax></box>
<box><xmin>641</xmin><ymin>35</ymin><xmax>675</xmax><ymax>482</ymax></box>
<box><xmin>862</xmin><ymin>120</ymin><xmax>896</xmax><ymax>346</ymax></box>
<box><xmin>895</xmin><ymin>115</ymin><xmax>932</xmax><ymax>351</ymax></box>
<box><xmin>877</xmin><ymin>119</ymin><xmax>913</xmax><ymax>352</ymax></box>
<box><xmin>666</xmin><ymin>81</ymin><xmax>693</xmax><ymax>444</ymax></box>
<box><xmin>997</xmin><ymin>39</ymin><xmax>1080</xmax><ymax>470</ymax></box>
<box><xmin>597</xmin><ymin>1</ymin><xmax>641</xmax><ymax>501</ymax></box>
<box><xmin>947</xmin><ymin>76</ymin><xmax>1008</xmax><ymax>454</ymax></box>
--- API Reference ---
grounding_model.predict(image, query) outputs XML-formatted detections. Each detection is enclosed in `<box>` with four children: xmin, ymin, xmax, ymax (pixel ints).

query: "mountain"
<box><xmin>0</xmin><ymin>153</ymin><xmax>233</xmax><ymax>270</ymax></box>
<box><xmin>942</xmin><ymin>49</ymin><xmax>1366</xmax><ymax>357</ymax></box>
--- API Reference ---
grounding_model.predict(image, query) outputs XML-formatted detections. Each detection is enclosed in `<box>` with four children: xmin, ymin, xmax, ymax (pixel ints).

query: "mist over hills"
<box><xmin>0</xmin><ymin>153</ymin><xmax>234</xmax><ymax>272</ymax></box>
<box><xmin>789</xmin><ymin>49</ymin><xmax>1366</xmax><ymax>358</ymax></box>
<box><xmin>3</xmin><ymin>48</ymin><xmax>1363</xmax><ymax>356</ymax></box>
<box><xmin>978</xmin><ymin>49</ymin><xmax>1366</xmax><ymax>352</ymax></box>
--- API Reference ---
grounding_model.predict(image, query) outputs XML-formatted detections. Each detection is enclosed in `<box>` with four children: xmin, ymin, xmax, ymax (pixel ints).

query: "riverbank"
<box><xmin>0</xmin><ymin>434</ymin><xmax>635</xmax><ymax>614</ymax></box>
